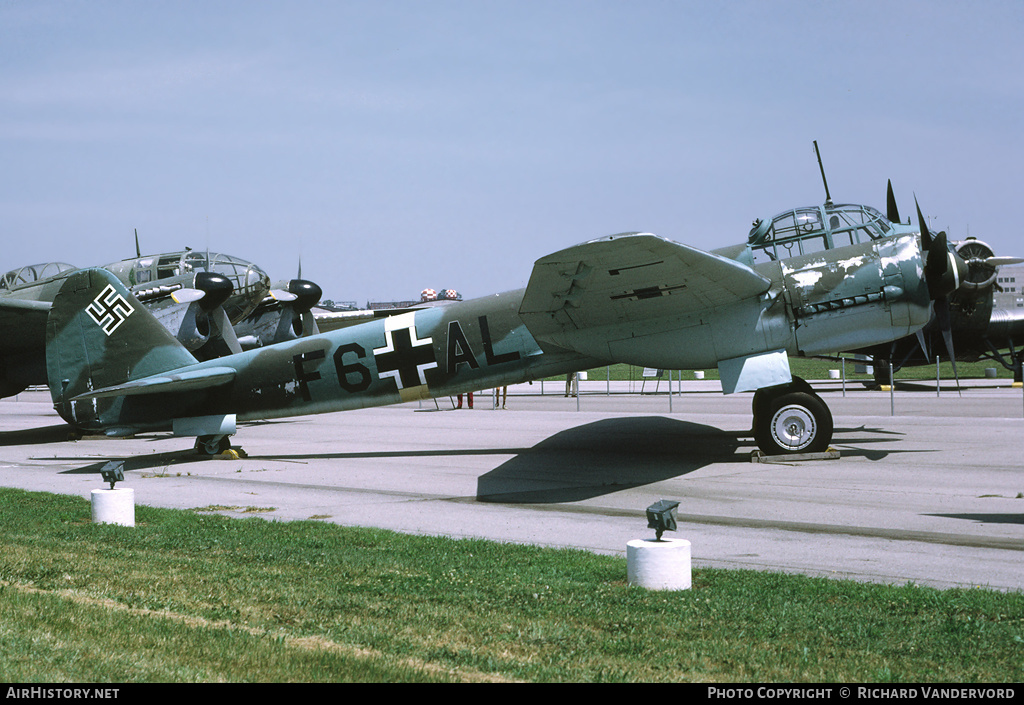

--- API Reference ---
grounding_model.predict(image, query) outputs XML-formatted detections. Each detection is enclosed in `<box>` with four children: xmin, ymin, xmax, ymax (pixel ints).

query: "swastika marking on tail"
<box><xmin>86</xmin><ymin>285</ymin><xmax>135</xmax><ymax>335</ymax></box>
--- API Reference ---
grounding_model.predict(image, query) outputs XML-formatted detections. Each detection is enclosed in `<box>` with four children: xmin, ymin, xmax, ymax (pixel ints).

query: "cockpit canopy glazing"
<box><xmin>749</xmin><ymin>204</ymin><xmax>894</xmax><ymax>264</ymax></box>
<box><xmin>0</xmin><ymin>262</ymin><xmax>77</xmax><ymax>291</ymax></box>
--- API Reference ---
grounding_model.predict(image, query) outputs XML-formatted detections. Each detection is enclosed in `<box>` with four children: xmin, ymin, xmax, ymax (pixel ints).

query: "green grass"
<box><xmin>1</xmin><ymin>488</ymin><xmax>1022</xmax><ymax>682</ymax></box>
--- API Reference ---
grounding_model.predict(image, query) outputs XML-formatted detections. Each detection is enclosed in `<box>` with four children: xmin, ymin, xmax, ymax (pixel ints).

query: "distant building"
<box><xmin>994</xmin><ymin>265</ymin><xmax>1024</xmax><ymax>310</ymax></box>
<box><xmin>367</xmin><ymin>288</ymin><xmax>462</xmax><ymax>310</ymax></box>
<box><xmin>368</xmin><ymin>299</ymin><xmax>420</xmax><ymax>310</ymax></box>
<box><xmin>317</xmin><ymin>300</ymin><xmax>359</xmax><ymax>312</ymax></box>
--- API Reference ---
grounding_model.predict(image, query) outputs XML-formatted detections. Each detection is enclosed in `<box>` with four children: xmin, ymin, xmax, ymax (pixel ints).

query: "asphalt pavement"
<box><xmin>1</xmin><ymin>378</ymin><xmax>1022</xmax><ymax>591</ymax></box>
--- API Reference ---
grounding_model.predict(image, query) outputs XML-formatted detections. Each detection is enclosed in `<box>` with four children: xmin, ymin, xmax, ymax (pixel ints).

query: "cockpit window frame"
<box><xmin>0</xmin><ymin>262</ymin><xmax>77</xmax><ymax>291</ymax></box>
<box><xmin>749</xmin><ymin>204</ymin><xmax>893</xmax><ymax>264</ymax></box>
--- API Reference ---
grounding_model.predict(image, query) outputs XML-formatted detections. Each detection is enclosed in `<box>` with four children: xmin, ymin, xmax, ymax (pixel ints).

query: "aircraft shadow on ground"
<box><xmin>476</xmin><ymin>416</ymin><xmax>747</xmax><ymax>504</ymax></box>
<box><xmin>0</xmin><ymin>424</ymin><xmax>76</xmax><ymax>447</ymax></box>
<box><xmin>43</xmin><ymin>418</ymin><xmax>923</xmax><ymax>486</ymax></box>
<box><xmin>886</xmin><ymin>381</ymin><xmax>987</xmax><ymax>393</ymax></box>
<box><xmin>828</xmin><ymin>425</ymin><xmax>931</xmax><ymax>461</ymax></box>
<box><xmin>477</xmin><ymin>420</ymin><xmax>928</xmax><ymax>503</ymax></box>
<box><xmin>54</xmin><ymin>417</ymin><xmax>749</xmax><ymax>497</ymax></box>
<box><xmin>927</xmin><ymin>513</ymin><xmax>1024</xmax><ymax>525</ymax></box>
<box><xmin>826</xmin><ymin>381</ymin><xmax>998</xmax><ymax>394</ymax></box>
<box><xmin>58</xmin><ymin>448</ymin><xmax>219</xmax><ymax>476</ymax></box>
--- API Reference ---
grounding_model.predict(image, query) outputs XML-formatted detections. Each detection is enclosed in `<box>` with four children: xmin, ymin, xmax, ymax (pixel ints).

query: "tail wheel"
<box><xmin>755</xmin><ymin>391</ymin><xmax>833</xmax><ymax>455</ymax></box>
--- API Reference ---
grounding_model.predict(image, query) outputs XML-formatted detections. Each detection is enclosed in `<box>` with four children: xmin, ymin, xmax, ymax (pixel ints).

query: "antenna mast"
<box><xmin>813</xmin><ymin>140</ymin><xmax>833</xmax><ymax>207</ymax></box>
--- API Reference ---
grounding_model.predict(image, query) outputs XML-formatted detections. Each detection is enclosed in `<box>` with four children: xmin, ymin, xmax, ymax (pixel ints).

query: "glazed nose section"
<box><xmin>241</xmin><ymin>264</ymin><xmax>271</xmax><ymax>299</ymax></box>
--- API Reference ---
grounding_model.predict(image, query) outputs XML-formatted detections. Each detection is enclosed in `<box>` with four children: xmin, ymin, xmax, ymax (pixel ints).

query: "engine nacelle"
<box><xmin>269</xmin><ymin>279</ymin><xmax>323</xmax><ymax>341</ymax></box>
<box><xmin>175</xmin><ymin>304</ymin><xmax>213</xmax><ymax>351</ymax></box>
<box><xmin>781</xmin><ymin>233</ymin><xmax>932</xmax><ymax>356</ymax></box>
<box><xmin>955</xmin><ymin>238</ymin><xmax>998</xmax><ymax>291</ymax></box>
<box><xmin>146</xmin><ymin>301</ymin><xmax>211</xmax><ymax>352</ymax></box>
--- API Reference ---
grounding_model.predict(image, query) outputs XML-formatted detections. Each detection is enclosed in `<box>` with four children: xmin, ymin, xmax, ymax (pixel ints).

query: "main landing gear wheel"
<box><xmin>195</xmin><ymin>435</ymin><xmax>231</xmax><ymax>456</ymax></box>
<box><xmin>753</xmin><ymin>388</ymin><xmax>833</xmax><ymax>455</ymax></box>
<box><xmin>872</xmin><ymin>359</ymin><xmax>892</xmax><ymax>389</ymax></box>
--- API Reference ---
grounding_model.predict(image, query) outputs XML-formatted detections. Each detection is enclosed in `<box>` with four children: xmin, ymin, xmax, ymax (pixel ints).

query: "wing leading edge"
<box><xmin>519</xmin><ymin>232</ymin><xmax>771</xmax><ymax>357</ymax></box>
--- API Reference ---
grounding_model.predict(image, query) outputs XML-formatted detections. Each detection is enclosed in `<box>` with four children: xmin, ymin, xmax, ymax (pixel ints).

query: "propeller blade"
<box><xmin>933</xmin><ymin>297</ymin><xmax>962</xmax><ymax>397</ymax></box>
<box><xmin>211</xmin><ymin>306</ymin><xmax>243</xmax><ymax>356</ymax></box>
<box><xmin>915</xmin><ymin>196</ymin><xmax>932</xmax><ymax>250</ymax></box>
<box><xmin>925</xmin><ymin>230</ymin><xmax>951</xmax><ymax>299</ymax></box>
<box><xmin>171</xmin><ymin>288</ymin><xmax>206</xmax><ymax>304</ymax></box>
<box><xmin>986</xmin><ymin>256</ymin><xmax>1024</xmax><ymax>266</ymax></box>
<box><xmin>270</xmin><ymin>289</ymin><xmax>298</xmax><ymax>302</ymax></box>
<box><xmin>941</xmin><ymin>327</ymin><xmax>962</xmax><ymax>398</ymax></box>
<box><xmin>886</xmin><ymin>180</ymin><xmax>901</xmax><ymax>224</ymax></box>
<box><xmin>301</xmin><ymin>311</ymin><xmax>320</xmax><ymax>337</ymax></box>
<box><xmin>917</xmin><ymin>196</ymin><xmax>968</xmax><ymax>300</ymax></box>
<box><xmin>915</xmin><ymin>329</ymin><xmax>930</xmax><ymax>361</ymax></box>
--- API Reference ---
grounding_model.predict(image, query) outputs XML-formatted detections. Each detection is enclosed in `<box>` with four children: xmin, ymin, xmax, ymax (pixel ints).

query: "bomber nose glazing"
<box><xmin>206</xmin><ymin>254</ymin><xmax>270</xmax><ymax>322</ymax></box>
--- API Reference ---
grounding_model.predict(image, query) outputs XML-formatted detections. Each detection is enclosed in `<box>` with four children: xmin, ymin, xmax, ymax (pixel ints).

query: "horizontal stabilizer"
<box><xmin>0</xmin><ymin>298</ymin><xmax>52</xmax><ymax>312</ymax></box>
<box><xmin>71</xmin><ymin>365</ymin><xmax>236</xmax><ymax>401</ymax></box>
<box><xmin>520</xmin><ymin>232</ymin><xmax>771</xmax><ymax>351</ymax></box>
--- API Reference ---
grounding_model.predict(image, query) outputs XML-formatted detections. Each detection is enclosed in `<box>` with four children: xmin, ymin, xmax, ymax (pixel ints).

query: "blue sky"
<box><xmin>2</xmin><ymin>0</ymin><xmax>1022</xmax><ymax>302</ymax></box>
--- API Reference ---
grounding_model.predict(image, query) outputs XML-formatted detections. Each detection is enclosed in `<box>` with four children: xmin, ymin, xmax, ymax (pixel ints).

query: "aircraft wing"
<box><xmin>519</xmin><ymin>232</ymin><xmax>771</xmax><ymax>352</ymax></box>
<box><xmin>0</xmin><ymin>296</ymin><xmax>52</xmax><ymax>336</ymax></box>
<box><xmin>313</xmin><ymin>306</ymin><xmax>433</xmax><ymax>334</ymax></box>
<box><xmin>70</xmin><ymin>365</ymin><xmax>237</xmax><ymax>401</ymax></box>
<box><xmin>0</xmin><ymin>298</ymin><xmax>51</xmax><ymax>355</ymax></box>
<box><xmin>313</xmin><ymin>309</ymin><xmax>390</xmax><ymax>334</ymax></box>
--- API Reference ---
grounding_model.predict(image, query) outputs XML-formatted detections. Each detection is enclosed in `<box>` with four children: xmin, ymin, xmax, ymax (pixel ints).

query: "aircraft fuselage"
<box><xmin>51</xmin><ymin>231</ymin><xmax>932</xmax><ymax>437</ymax></box>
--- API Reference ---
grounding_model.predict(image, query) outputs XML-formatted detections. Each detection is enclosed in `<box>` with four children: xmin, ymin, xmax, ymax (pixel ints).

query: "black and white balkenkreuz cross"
<box><xmin>86</xmin><ymin>284</ymin><xmax>135</xmax><ymax>335</ymax></box>
<box><xmin>373</xmin><ymin>312</ymin><xmax>437</xmax><ymax>391</ymax></box>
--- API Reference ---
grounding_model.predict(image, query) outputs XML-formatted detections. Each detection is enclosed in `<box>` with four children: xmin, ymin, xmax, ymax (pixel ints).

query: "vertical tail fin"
<box><xmin>45</xmin><ymin>268</ymin><xmax>199</xmax><ymax>426</ymax></box>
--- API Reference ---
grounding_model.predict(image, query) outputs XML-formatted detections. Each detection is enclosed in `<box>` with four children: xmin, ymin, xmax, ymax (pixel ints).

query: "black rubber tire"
<box><xmin>872</xmin><ymin>359</ymin><xmax>892</xmax><ymax>389</ymax></box>
<box><xmin>195</xmin><ymin>435</ymin><xmax>231</xmax><ymax>456</ymax></box>
<box><xmin>754</xmin><ymin>391</ymin><xmax>833</xmax><ymax>455</ymax></box>
<box><xmin>751</xmin><ymin>377</ymin><xmax>811</xmax><ymax>434</ymax></box>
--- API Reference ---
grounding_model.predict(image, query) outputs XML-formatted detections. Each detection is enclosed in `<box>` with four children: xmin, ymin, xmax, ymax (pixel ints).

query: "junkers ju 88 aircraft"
<box><xmin>43</xmin><ymin>191</ymin><xmax>964</xmax><ymax>457</ymax></box>
<box><xmin>0</xmin><ymin>247</ymin><xmax>323</xmax><ymax>398</ymax></box>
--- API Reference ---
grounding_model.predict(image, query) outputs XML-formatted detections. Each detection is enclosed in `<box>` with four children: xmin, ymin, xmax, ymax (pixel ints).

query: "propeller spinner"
<box><xmin>193</xmin><ymin>272</ymin><xmax>233</xmax><ymax>311</ymax></box>
<box><xmin>288</xmin><ymin>279</ymin><xmax>323</xmax><ymax>337</ymax></box>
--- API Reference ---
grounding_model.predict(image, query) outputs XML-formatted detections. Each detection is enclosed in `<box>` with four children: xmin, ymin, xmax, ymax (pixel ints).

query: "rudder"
<box><xmin>46</xmin><ymin>268</ymin><xmax>198</xmax><ymax>428</ymax></box>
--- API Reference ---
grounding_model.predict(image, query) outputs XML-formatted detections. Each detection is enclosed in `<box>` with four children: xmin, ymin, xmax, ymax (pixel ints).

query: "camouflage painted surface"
<box><xmin>778</xmin><ymin>233</ymin><xmax>930</xmax><ymax>355</ymax></box>
<box><xmin>45</xmin><ymin>269</ymin><xmax>595</xmax><ymax>434</ymax></box>
<box><xmin>43</xmin><ymin>228</ymin><xmax>934</xmax><ymax>439</ymax></box>
<box><xmin>2</xmin><ymin>250</ymin><xmax>273</xmax><ymax>397</ymax></box>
